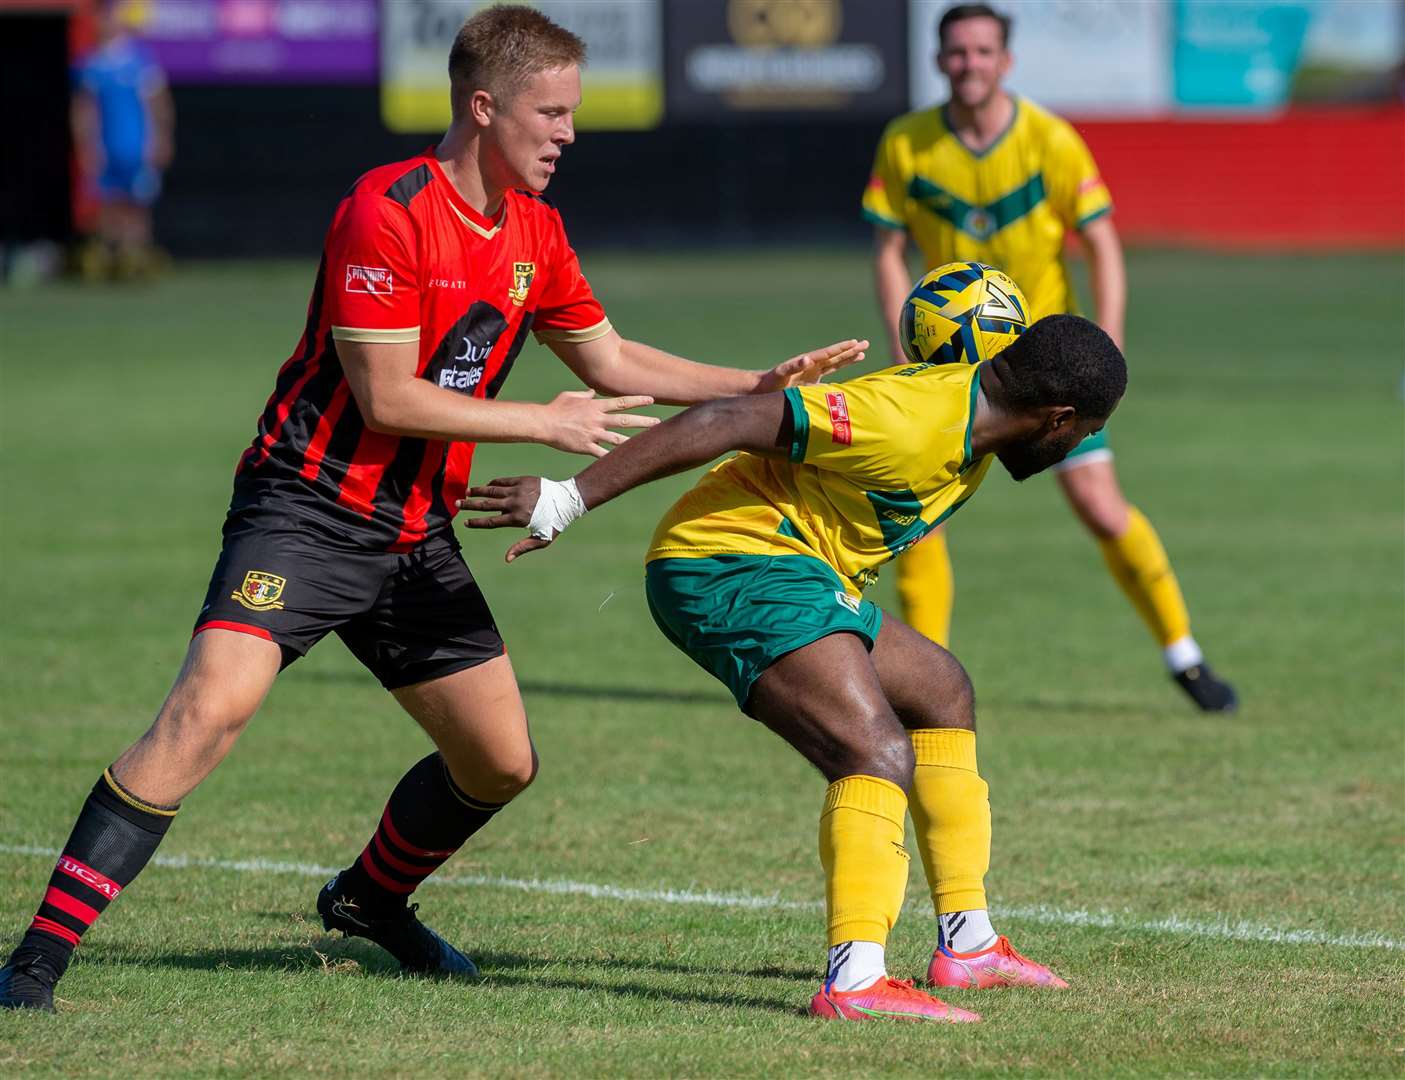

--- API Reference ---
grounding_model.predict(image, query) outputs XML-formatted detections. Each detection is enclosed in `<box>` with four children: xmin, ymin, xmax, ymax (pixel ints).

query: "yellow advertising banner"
<box><xmin>381</xmin><ymin>0</ymin><xmax>663</xmax><ymax>132</ymax></box>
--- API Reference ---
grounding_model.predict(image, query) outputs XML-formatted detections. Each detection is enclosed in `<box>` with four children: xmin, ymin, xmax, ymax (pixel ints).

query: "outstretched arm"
<box><xmin>338</xmin><ymin>338</ymin><xmax>657</xmax><ymax>457</ymax></box>
<box><xmin>461</xmin><ymin>391</ymin><xmax>792</xmax><ymax>561</ymax></box>
<box><xmin>548</xmin><ymin>331</ymin><xmax>867</xmax><ymax>404</ymax></box>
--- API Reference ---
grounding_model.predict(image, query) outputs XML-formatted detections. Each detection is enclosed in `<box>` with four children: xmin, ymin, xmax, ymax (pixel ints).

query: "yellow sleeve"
<box><xmin>782</xmin><ymin>371</ymin><xmax>976</xmax><ymax>489</ymax></box>
<box><xmin>861</xmin><ymin>124</ymin><xmax>908</xmax><ymax>231</ymax></box>
<box><xmin>1045</xmin><ymin>121</ymin><xmax>1112</xmax><ymax>230</ymax></box>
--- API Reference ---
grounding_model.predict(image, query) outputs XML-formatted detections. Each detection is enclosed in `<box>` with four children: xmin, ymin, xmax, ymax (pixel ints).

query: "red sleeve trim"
<box><xmin>193</xmin><ymin>620</ymin><xmax>275</xmax><ymax>642</ymax></box>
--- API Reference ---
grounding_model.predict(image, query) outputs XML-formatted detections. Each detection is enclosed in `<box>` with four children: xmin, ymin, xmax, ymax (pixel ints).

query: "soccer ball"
<box><xmin>899</xmin><ymin>261</ymin><xmax>1030</xmax><ymax>366</ymax></box>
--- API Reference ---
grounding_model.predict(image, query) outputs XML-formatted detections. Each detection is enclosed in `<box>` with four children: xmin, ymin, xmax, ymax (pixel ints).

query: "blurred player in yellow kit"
<box><xmin>866</xmin><ymin>3</ymin><xmax>1236</xmax><ymax>711</ymax></box>
<box><xmin>464</xmin><ymin>315</ymin><xmax>1127</xmax><ymax>1020</ymax></box>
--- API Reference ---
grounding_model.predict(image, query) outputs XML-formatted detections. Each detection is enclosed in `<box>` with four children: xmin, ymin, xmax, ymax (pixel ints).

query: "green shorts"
<box><xmin>644</xmin><ymin>554</ymin><xmax>883</xmax><ymax>712</ymax></box>
<box><xmin>1054</xmin><ymin>426</ymin><xmax>1113</xmax><ymax>471</ymax></box>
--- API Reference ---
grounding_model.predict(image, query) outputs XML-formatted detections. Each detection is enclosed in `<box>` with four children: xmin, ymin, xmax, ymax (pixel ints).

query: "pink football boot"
<box><xmin>810</xmin><ymin>977</ymin><xmax>981</xmax><ymax>1022</ymax></box>
<box><xmin>928</xmin><ymin>936</ymin><xmax>1069</xmax><ymax>990</ymax></box>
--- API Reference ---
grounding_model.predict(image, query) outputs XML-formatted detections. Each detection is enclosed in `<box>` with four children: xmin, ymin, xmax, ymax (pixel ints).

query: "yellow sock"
<box><xmin>1098</xmin><ymin>506</ymin><xmax>1191</xmax><ymax>648</ymax></box>
<box><xmin>907</xmin><ymin>729</ymin><xmax>990</xmax><ymax>914</ymax></box>
<box><xmin>897</xmin><ymin>528</ymin><xmax>954</xmax><ymax>648</ymax></box>
<box><xmin>819</xmin><ymin>775</ymin><xmax>910</xmax><ymax>947</ymax></box>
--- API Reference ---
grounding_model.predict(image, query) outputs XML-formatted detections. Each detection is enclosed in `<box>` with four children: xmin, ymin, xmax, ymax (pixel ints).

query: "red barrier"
<box><xmin>1073</xmin><ymin>106</ymin><xmax>1405</xmax><ymax>250</ymax></box>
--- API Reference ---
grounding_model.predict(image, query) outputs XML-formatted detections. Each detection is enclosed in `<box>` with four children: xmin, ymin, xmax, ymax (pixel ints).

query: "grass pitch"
<box><xmin>1</xmin><ymin>250</ymin><xmax>1402</xmax><ymax>1077</ymax></box>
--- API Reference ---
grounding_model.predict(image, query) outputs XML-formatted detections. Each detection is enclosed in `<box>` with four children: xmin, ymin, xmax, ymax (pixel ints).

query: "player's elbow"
<box><xmin>581</xmin><ymin>369</ymin><xmax>632</xmax><ymax>399</ymax></box>
<box><xmin>355</xmin><ymin>388</ymin><xmax>407</xmax><ymax>435</ymax></box>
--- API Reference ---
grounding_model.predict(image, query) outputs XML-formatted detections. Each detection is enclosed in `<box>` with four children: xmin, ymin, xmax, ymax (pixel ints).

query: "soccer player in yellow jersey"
<box><xmin>866</xmin><ymin>3</ymin><xmax>1236</xmax><ymax>712</ymax></box>
<box><xmin>464</xmin><ymin>315</ymin><xmax>1127</xmax><ymax>1022</ymax></box>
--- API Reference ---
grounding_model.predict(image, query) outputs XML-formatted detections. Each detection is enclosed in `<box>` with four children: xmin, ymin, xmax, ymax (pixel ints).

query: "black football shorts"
<box><xmin>194</xmin><ymin>503</ymin><xmax>504</xmax><ymax>690</ymax></box>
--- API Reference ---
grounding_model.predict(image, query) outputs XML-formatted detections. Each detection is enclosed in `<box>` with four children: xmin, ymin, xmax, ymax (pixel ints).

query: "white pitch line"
<box><xmin>2</xmin><ymin>842</ymin><xmax>1399</xmax><ymax>951</ymax></box>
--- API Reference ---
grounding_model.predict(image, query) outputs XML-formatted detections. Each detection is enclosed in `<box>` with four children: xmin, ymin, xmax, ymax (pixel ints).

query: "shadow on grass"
<box><xmin>983</xmin><ymin>694</ymin><xmax>1180</xmax><ymax>717</ymax></box>
<box><xmin>98</xmin><ymin>942</ymin><xmax>804</xmax><ymax>1015</ymax></box>
<box><xmin>281</xmin><ymin>669</ymin><xmax>1171</xmax><ymax>717</ymax></box>
<box><xmin>517</xmin><ymin>680</ymin><xmax>727</xmax><ymax>707</ymax></box>
<box><xmin>282</xmin><ymin>669</ymin><xmax>730</xmax><ymax>707</ymax></box>
<box><xmin>127</xmin><ymin>933</ymin><xmax>816</xmax><ymax>984</ymax></box>
<box><xmin>480</xmin><ymin>967</ymin><xmax>802</xmax><ymax>1016</ymax></box>
<box><xmin>471</xmin><ymin>948</ymin><xmax>817</xmax><ymax>985</ymax></box>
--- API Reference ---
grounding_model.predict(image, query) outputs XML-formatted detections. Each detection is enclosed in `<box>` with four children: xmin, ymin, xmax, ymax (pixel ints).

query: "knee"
<box><xmin>1064</xmin><ymin>477</ymin><xmax>1129</xmax><ymax>539</ymax></box>
<box><xmin>867</xmin><ymin>731</ymin><xmax>917</xmax><ymax>790</ymax></box>
<box><xmin>943</xmin><ymin>660</ymin><xmax>977</xmax><ymax>731</ymax></box>
<box><xmin>905</xmin><ymin>649</ymin><xmax>976</xmax><ymax>732</ymax></box>
<box><xmin>832</xmin><ymin>716</ymin><xmax>915</xmax><ymax>791</ymax></box>
<box><xmin>461</xmin><ymin>744</ymin><xmax>539</xmax><ymax>805</ymax></box>
<box><xmin>155</xmin><ymin>695</ymin><xmax>251</xmax><ymax>755</ymax></box>
<box><xmin>1082</xmin><ymin>502</ymin><xmax>1128</xmax><ymax>540</ymax></box>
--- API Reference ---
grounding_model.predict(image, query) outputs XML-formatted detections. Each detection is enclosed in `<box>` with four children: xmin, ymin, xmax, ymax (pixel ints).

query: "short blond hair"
<box><xmin>449</xmin><ymin>5</ymin><xmax>587</xmax><ymax>116</ymax></box>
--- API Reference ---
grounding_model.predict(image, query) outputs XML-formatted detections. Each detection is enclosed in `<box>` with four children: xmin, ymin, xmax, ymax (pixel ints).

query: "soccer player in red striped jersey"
<box><xmin>0</xmin><ymin>4</ymin><xmax>866</xmax><ymax>1011</ymax></box>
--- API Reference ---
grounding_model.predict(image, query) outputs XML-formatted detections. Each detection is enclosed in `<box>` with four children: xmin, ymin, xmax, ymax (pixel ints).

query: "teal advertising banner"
<box><xmin>1174</xmin><ymin>0</ymin><xmax>1318</xmax><ymax>108</ymax></box>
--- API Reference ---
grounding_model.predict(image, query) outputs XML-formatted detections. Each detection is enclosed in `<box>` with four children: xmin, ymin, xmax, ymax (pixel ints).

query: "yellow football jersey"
<box><xmin>863</xmin><ymin>96</ymin><xmax>1111</xmax><ymax>320</ymax></box>
<box><xmin>646</xmin><ymin>363</ymin><xmax>992</xmax><ymax>596</ymax></box>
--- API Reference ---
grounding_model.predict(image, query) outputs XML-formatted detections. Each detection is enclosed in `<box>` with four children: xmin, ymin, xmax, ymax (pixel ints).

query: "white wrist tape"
<box><xmin>528</xmin><ymin>477</ymin><xmax>587</xmax><ymax>541</ymax></box>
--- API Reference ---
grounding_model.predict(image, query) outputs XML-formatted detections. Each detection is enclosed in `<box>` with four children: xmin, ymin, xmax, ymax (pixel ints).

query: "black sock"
<box><xmin>337</xmin><ymin>753</ymin><xmax>504</xmax><ymax>916</ymax></box>
<box><xmin>12</xmin><ymin>769</ymin><xmax>178</xmax><ymax>979</ymax></box>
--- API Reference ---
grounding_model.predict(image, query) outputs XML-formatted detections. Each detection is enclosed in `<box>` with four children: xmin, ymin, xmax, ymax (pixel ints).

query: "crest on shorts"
<box><xmin>232</xmin><ymin>571</ymin><xmax>286</xmax><ymax>611</ymax></box>
<box><xmin>508</xmin><ymin>261</ymin><xmax>535</xmax><ymax>306</ymax></box>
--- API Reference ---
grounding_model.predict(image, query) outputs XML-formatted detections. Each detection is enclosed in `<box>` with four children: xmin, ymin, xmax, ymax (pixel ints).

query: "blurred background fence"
<box><xmin>3</xmin><ymin>0</ymin><xmax>1402</xmax><ymax>261</ymax></box>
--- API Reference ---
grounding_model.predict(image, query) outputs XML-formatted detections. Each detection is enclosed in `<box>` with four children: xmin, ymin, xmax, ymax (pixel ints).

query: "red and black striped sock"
<box><xmin>11</xmin><ymin>769</ymin><xmax>178</xmax><ymax>979</ymax></box>
<box><xmin>337</xmin><ymin>753</ymin><xmax>504</xmax><ymax>916</ymax></box>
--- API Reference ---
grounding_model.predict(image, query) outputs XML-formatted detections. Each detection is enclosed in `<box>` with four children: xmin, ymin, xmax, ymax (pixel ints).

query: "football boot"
<box><xmin>1172</xmin><ymin>663</ymin><xmax>1238</xmax><ymax>713</ymax></box>
<box><xmin>810</xmin><ymin>977</ymin><xmax>980</xmax><ymax>1022</ymax></box>
<box><xmin>927</xmin><ymin>935</ymin><xmax>1068</xmax><ymax>990</ymax></box>
<box><xmin>0</xmin><ymin>951</ymin><xmax>59</xmax><ymax>1012</ymax></box>
<box><xmin>317</xmin><ymin>873</ymin><xmax>478</xmax><ymax>979</ymax></box>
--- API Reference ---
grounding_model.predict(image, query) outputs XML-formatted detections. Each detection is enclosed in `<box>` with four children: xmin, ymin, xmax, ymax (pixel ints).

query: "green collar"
<box><xmin>942</xmin><ymin>95</ymin><xmax>1020</xmax><ymax>160</ymax></box>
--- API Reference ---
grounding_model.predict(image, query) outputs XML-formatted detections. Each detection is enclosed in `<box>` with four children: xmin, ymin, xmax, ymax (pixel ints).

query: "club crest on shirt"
<box><xmin>963</xmin><ymin>208</ymin><xmax>995</xmax><ymax>240</ymax></box>
<box><xmin>232</xmin><ymin>571</ymin><xmax>286</xmax><ymax>611</ymax></box>
<box><xmin>508</xmin><ymin>261</ymin><xmax>535</xmax><ymax>306</ymax></box>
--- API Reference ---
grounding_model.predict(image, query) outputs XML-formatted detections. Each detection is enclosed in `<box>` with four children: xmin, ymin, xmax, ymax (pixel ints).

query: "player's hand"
<box><xmin>459</xmin><ymin>476</ymin><xmax>555</xmax><ymax>563</ymax></box>
<box><xmin>753</xmin><ymin>339</ymin><xmax>868</xmax><ymax>393</ymax></box>
<box><xmin>541</xmin><ymin>389</ymin><xmax>659</xmax><ymax>457</ymax></box>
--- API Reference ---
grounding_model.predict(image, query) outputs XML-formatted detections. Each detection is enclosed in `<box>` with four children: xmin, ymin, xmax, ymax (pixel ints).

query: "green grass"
<box><xmin>1</xmin><ymin>250</ymin><xmax>1402</xmax><ymax>1076</ymax></box>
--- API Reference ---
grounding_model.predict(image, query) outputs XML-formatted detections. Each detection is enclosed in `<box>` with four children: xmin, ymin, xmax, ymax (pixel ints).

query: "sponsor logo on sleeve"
<box><xmin>826</xmin><ymin>390</ymin><xmax>852</xmax><ymax>445</ymax></box>
<box><xmin>232</xmin><ymin>571</ymin><xmax>287</xmax><ymax>611</ymax></box>
<box><xmin>346</xmin><ymin>265</ymin><xmax>393</xmax><ymax>294</ymax></box>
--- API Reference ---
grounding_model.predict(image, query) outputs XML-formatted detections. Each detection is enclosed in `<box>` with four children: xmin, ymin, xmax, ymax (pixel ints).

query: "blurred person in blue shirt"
<box><xmin>71</xmin><ymin>0</ymin><xmax>175</xmax><ymax>278</ymax></box>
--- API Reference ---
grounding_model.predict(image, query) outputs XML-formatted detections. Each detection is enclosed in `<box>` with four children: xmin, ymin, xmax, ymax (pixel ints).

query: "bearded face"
<box><xmin>997</xmin><ymin>421</ymin><xmax>1103</xmax><ymax>481</ymax></box>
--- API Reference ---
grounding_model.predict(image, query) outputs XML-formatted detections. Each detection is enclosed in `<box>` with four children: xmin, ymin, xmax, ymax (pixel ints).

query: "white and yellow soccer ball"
<box><xmin>899</xmin><ymin>261</ymin><xmax>1030</xmax><ymax>366</ymax></box>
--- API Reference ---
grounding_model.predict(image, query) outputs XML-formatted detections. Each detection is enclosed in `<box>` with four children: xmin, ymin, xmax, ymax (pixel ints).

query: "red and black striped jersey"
<box><xmin>236</xmin><ymin>149</ymin><xmax>610</xmax><ymax>551</ymax></box>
